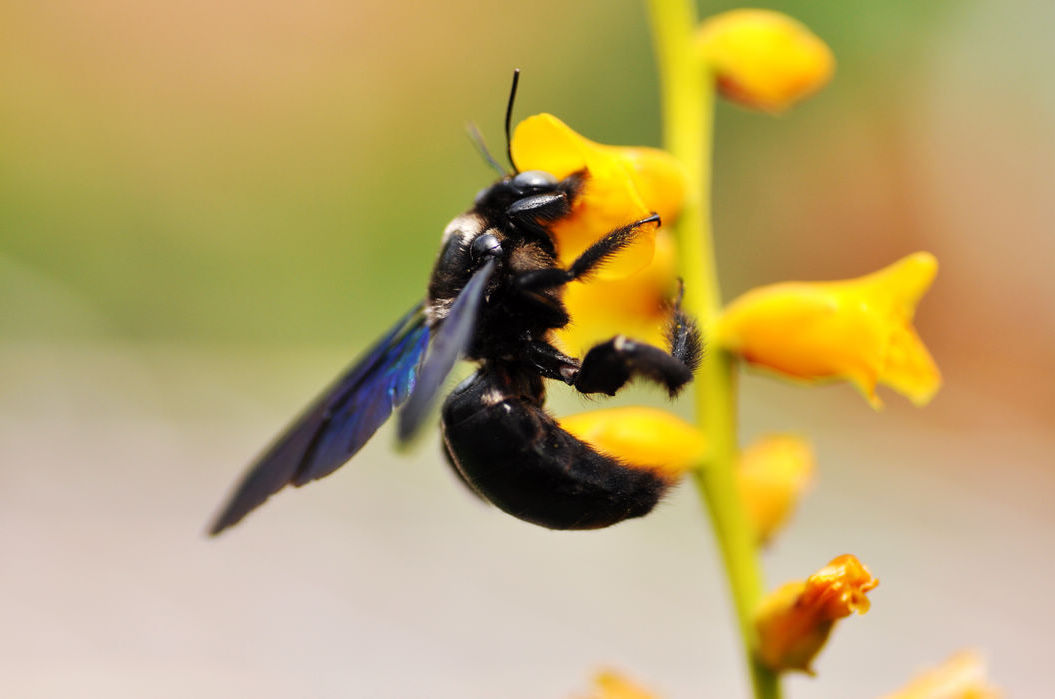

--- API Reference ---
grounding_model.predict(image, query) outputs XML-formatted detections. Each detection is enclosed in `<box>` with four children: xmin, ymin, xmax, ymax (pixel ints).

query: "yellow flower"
<box><xmin>510</xmin><ymin>113</ymin><xmax>687</xmax><ymax>279</ymax></box>
<box><xmin>737</xmin><ymin>434</ymin><xmax>814</xmax><ymax>544</ymax></box>
<box><xmin>716</xmin><ymin>252</ymin><xmax>942</xmax><ymax>408</ymax></box>
<box><xmin>579</xmin><ymin>670</ymin><xmax>659</xmax><ymax>699</ymax></box>
<box><xmin>558</xmin><ymin>406</ymin><xmax>705</xmax><ymax>481</ymax></box>
<box><xmin>755</xmin><ymin>554</ymin><xmax>878</xmax><ymax>674</ymax></box>
<box><xmin>695</xmin><ymin>9</ymin><xmax>835</xmax><ymax>113</ymax></box>
<box><xmin>880</xmin><ymin>651</ymin><xmax>1001</xmax><ymax>699</ymax></box>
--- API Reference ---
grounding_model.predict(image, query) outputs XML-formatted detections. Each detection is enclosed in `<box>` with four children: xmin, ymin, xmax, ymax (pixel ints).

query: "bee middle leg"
<box><xmin>525</xmin><ymin>283</ymin><xmax>702</xmax><ymax>398</ymax></box>
<box><xmin>574</xmin><ymin>284</ymin><xmax>702</xmax><ymax>397</ymax></box>
<box><xmin>525</xmin><ymin>333</ymin><xmax>694</xmax><ymax>399</ymax></box>
<box><xmin>573</xmin><ymin>335</ymin><xmax>694</xmax><ymax>397</ymax></box>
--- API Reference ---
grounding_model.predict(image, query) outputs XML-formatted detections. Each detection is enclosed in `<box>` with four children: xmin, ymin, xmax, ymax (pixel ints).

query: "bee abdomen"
<box><xmin>441</xmin><ymin>370</ymin><xmax>670</xmax><ymax>530</ymax></box>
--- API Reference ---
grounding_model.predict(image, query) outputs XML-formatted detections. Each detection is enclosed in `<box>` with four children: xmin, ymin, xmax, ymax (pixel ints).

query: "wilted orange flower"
<box><xmin>716</xmin><ymin>252</ymin><xmax>941</xmax><ymax>408</ymax></box>
<box><xmin>755</xmin><ymin>554</ymin><xmax>878</xmax><ymax>674</ymax></box>
<box><xmin>558</xmin><ymin>406</ymin><xmax>705</xmax><ymax>481</ymax></box>
<box><xmin>881</xmin><ymin>651</ymin><xmax>1002</xmax><ymax>699</ymax></box>
<box><xmin>578</xmin><ymin>670</ymin><xmax>659</xmax><ymax>699</ymax></box>
<box><xmin>510</xmin><ymin>113</ymin><xmax>686</xmax><ymax>279</ymax></box>
<box><xmin>737</xmin><ymin>434</ymin><xmax>814</xmax><ymax>544</ymax></box>
<box><xmin>695</xmin><ymin>9</ymin><xmax>835</xmax><ymax>112</ymax></box>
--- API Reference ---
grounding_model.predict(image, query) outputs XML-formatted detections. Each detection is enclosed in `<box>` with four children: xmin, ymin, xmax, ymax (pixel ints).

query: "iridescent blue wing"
<box><xmin>397</xmin><ymin>258</ymin><xmax>495</xmax><ymax>442</ymax></box>
<box><xmin>209</xmin><ymin>303</ymin><xmax>429</xmax><ymax>535</ymax></box>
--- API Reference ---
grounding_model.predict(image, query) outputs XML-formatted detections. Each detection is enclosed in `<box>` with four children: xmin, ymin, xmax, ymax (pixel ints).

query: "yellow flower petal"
<box><xmin>755</xmin><ymin>554</ymin><xmax>878</xmax><ymax>674</ymax></box>
<box><xmin>881</xmin><ymin>651</ymin><xmax>1002</xmax><ymax>699</ymax></box>
<box><xmin>617</xmin><ymin>147</ymin><xmax>687</xmax><ymax>226</ymax></box>
<box><xmin>558</xmin><ymin>406</ymin><xmax>706</xmax><ymax>480</ymax></box>
<box><xmin>510</xmin><ymin>114</ymin><xmax>686</xmax><ymax>278</ymax></box>
<box><xmin>737</xmin><ymin>434</ymin><xmax>814</xmax><ymax>544</ymax></box>
<box><xmin>716</xmin><ymin>253</ymin><xmax>942</xmax><ymax>408</ymax></box>
<box><xmin>882</xmin><ymin>323</ymin><xmax>941</xmax><ymax>406</ymax></box>
<box><xmin>696</xmin><ymin>9</ymin><xmax>835</xmax><ymax>113</ymax></box>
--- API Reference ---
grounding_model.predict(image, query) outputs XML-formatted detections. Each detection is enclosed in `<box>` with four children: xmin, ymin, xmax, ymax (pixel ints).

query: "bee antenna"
<box><xmin>466</xmin><ymin>122</ymin><xmax>506</xmax><ymax>176</ymax></box>
<box><xmin>504</xmin><ymin>69</ymin><xmax>521</xmax><ymax>174</ymax></box>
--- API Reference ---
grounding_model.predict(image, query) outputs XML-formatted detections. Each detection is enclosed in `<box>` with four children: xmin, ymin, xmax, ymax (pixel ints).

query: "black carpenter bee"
<box><xmin>209</xmin><ymin>72</ymin><xmax>701</xmax><ymax>535</ymax></box>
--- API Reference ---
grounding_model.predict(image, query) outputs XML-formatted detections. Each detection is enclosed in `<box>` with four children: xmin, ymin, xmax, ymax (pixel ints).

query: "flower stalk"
<box><xmin>647</xmin><ymin>0</ymin><xmax>779</xmax><ymax>697</ymax></box>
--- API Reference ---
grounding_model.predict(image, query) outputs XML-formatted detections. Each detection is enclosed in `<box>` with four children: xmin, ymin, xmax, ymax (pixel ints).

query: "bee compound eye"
<box><xmin>511</xmin><ymin>170</ymin><xmax>558</xmax><ymax>192</ymax></box>
<box><xmin>470</xmin><ymin>233</ymin><xmax>502</xmax><ymax>261</ymax></box>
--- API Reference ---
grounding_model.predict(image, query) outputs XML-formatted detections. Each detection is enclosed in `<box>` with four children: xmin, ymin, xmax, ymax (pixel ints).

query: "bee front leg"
<box><xmin>513</xmin><ymin>213</ymin><xmax>663</xmax><ymax>294</ymax></box>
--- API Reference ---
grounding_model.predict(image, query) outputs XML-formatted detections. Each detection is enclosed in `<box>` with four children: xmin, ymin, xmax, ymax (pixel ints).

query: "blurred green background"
<box><xmin>2</xmin><ymin>1</ymin><xmax>1052</xmax><ymax>697</ymax></box>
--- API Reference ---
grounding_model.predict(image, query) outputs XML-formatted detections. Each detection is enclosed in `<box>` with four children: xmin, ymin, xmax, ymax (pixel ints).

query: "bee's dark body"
<box><xmin>442</xmin><ymin>366</ymin><xmax>667</xmax><ymax>529</ymax></box>
<box><xmin>208</xmin><ymin>80</ymin><xmax>701</xmax><ymax>536</ymax></box>
<box><xmin>419</xmin><ymin>170</ymin><xmax>700</xmax><ymax>529</ymax></box>
<box><xmin>425</xmin><ymin>174</ymin><xmax>573</xmax><ymax>361</ymax></box>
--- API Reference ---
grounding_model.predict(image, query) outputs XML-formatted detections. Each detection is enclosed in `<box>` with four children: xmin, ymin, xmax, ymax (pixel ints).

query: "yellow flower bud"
<box><xmin>580</xmin><ymin>670</ymin><xmax>659</xmax><ymax>699</ymax></box>
<box><xmin>510</xmin><ymin>114</ymin><xmax>687</xmax><ymax>278</ymax></box>
<box><xmin>695</xmin><ymin>9</ymin><xmax>835</xmax><ymax>113</ymax></box>
<box><xmin>881</xmin><ymin>651</ymin><xmax>1002</xmax><ymax>699</ymax></box>
<box><xmin>558</xmin><ymin>406</ymin><xmax>706</xmax><ymax>481</ymax></box>
<box><xmin>755</xmin><ymin>554</ymin><xmax>878</xmax><ymax>674</ymax></box>
<box><xmin>737</xmin><ymin>434</ymin><xmax>814</xmax><ymax>544</ymax></box>
<box><xmin>716</xmin><ymin>252</ymin><xmax>942</xmax><ymax>408</ymax></box>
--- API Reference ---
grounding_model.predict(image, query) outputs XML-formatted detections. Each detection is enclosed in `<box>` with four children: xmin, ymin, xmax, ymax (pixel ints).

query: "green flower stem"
<box><xmin>646</xmin><ymin>1</ymin><xmax>780</xmax><ymax>698</ymax></box>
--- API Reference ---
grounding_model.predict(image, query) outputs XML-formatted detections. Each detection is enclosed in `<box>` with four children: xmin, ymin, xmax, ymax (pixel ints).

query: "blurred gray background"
<box><xmin>2</xmin><ymin>0</ymin><xmax>1052</xmax><ymax>696</ymax></box>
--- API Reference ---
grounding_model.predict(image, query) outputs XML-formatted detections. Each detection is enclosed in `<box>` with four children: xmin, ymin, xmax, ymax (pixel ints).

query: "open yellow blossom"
<box><xmin>559</xmin><ymin>406</ymin><xmax>705</xmax><ymax>481</ymax></box>
<box><xmin>755</xmin><ymin>554</ymin><xmax>878</xmax><ymax>674</ymax></box>
<box><xmin>716</xmin><ymin>252</ymin><xmax>942</xmax><ymax>408</ymax></box>
<box><xmin>579</xmin><ymin>670</ymin><xmax>659</xmax><ymax>699</ymax></box>
<box><xmin>695</xmin><ymin>9</ymin><xmax>835</xmax><ymax>112</ymax></box>
<box><xmin>737</xmin><ymin>434</ymin><xmax>814</xmax><ymax>544</ymax></box>
<box><xmin>880</xmin><ymin>651</ymin><xmax>1002</xmax><ymax>699</ymax></box>
<box><xmin>510</xmin><ymin>113</ymin><xmax>687</xmax><ymax>278</ymax></box>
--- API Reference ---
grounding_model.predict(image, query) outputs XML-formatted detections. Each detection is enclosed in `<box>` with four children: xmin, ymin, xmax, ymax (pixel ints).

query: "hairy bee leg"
<box><xmin>566</xmin><ymin>213</ymin><xmax>661</xmax><ymax>280</ymax></box>
<box><xmin>513</xmin><ymin>213</ymin><xmax>662</xmax><ymax>292</ymax></box>
<box><xmin>666</xmin><ymin>279</ymin><xmax>703</xmax><ymax>371</ymax></box>
<box><xmin>573</xmin><ymin>335</ymin><xmax>694</xmax><ymax>398</ymax></box>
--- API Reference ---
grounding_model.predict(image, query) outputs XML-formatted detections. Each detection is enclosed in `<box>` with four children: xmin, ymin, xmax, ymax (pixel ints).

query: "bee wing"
<box><xmin>397</xmin><ymin>258</ymin><xmax>496</xmax><ymax>442</ymax></box>
<box><xmin>209</xmin><ymin>303</ymin><xmax>430</xmax><ymax>535</ymax></box>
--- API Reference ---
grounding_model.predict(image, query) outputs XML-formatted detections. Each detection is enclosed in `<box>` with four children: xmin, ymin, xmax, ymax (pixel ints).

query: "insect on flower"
<box><xmin>208</xmin><ymin>72</ymin><xmax>702</xmax><ymax>534</ymax></box>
